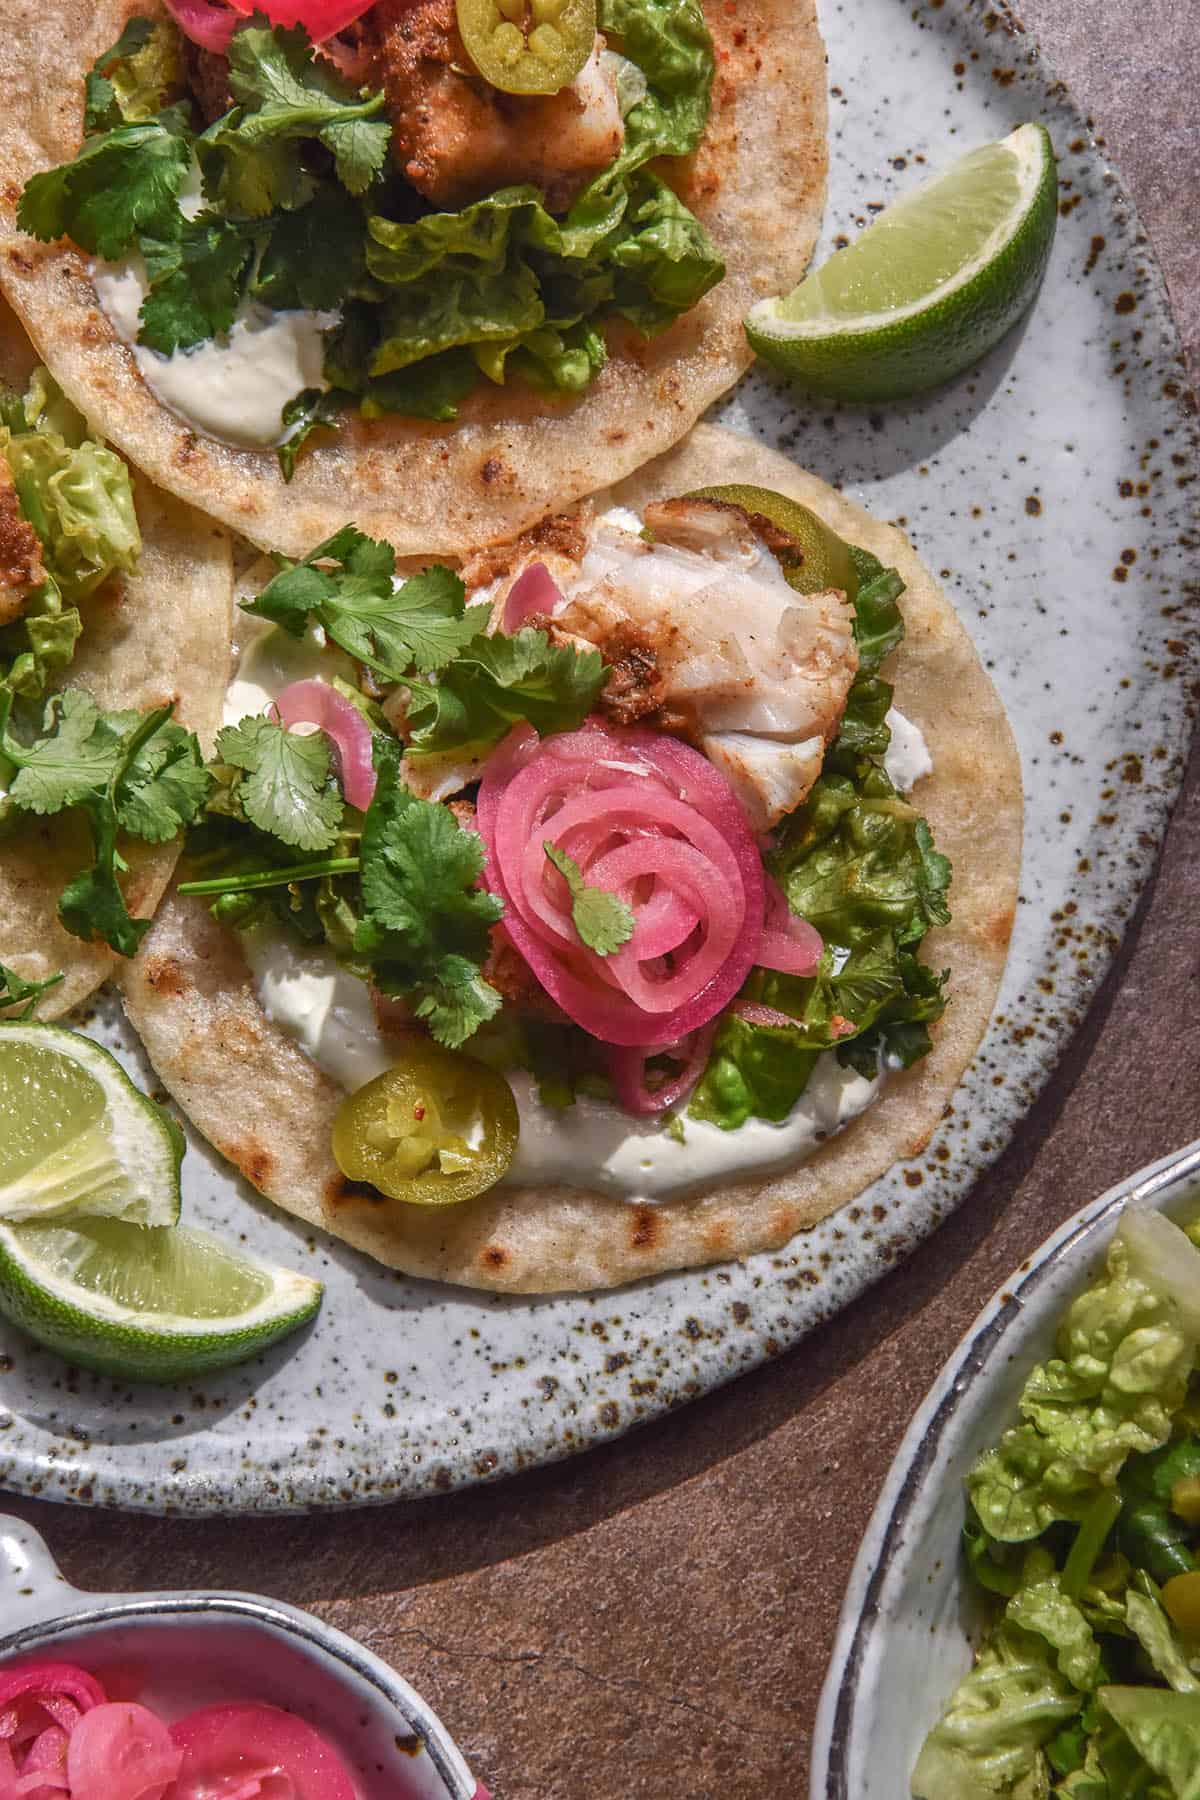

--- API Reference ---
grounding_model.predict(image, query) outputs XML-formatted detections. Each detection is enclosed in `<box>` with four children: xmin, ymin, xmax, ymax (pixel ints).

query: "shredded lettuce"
<box><xmin>0</xmin><ymin>368</ymin><xmax>140</xmax><ymax>698</ymax></box>
<box><xmin>967</xmin><ymin>1218</ymin><xmax>1200</xmax><ymax>1545</ymax></box>
<box><xmin>916</xmin><ymin>1208</ymin><xmax>1200</xmax><ymax>1800</ymax></box>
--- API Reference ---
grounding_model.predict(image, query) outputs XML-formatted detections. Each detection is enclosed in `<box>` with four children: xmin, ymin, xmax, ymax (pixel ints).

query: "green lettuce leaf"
<box><xmin>967</xmin><ymin>1215</ymin><xmax>1200</xmax><ymax>1545</ymax></box>
<box><xmin>911</xmin><ymin>1623</ymin><xmax>1080</xmax><ymax>1798</ymax></box>
<box><xmin>1006</xmin><ymin>1553</ymin><xmax>1104</xmax><ymax>1694</ymax></box>
<box><xmin>2</xmin><ymin>369</ymin><xmax>140</xmax><ymax>602</ymax></box>
<box><xmin>1124</xmin><ymin>1585</ymin><xmax>1200</xmax><ymax>1694</ymax></box>
<box><xmin>84</xmin><ymin>16</ymin><xmax>182</xmax><ymax>135</ymax></box>
<box><xmin>1097</xmin><ymin>1689</ymin><xmax>1200</xmax><ymax>1798</ymax></box>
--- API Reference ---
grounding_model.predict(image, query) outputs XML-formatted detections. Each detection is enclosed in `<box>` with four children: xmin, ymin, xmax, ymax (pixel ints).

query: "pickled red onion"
<box><xmin>478</xmin><ymin>720</ymin><xmax>765</xmax><ymax>1046</ymax></box>
<box><xmin>501</xmin><ymin>563</ymin><xmax>566</xmax><ymax>633</ymax></box>
<box><xmin>13</xmin><ymin>1726</ymin><xmax>70</xmax><ymax>1800</ymax></box>
<box><xmin>272</xmin><ymin>679</ymin><xmax>376</xmax><ymax>811</ymax></box>
<box><xmin>65</xmin><ymin>1704</ymin><xmax>179</xmax><ymax>1800</ymax></box>
<box><xmin>607</xmin><ymin>1023</ymin><xmax>716</xmax><ymax>1116</ymax></box>
<box><xmin>168</xmin><ymin>1704</ymin><xmax>356</xmax><ymax>1800</ymax></box>
<box><xmin>163</xmin><ymin>0</ymin><xmax>373</xmax><ymax>51</ymax></box>
<box><xmin>0</xmin><ymin>1667</ymin><xmax>105</xmax><ymax>1755</ymax></box>
<box><xmin>161</xmin><ymin>0</ymin><xmax>239</xmax><ymax>51</ymax></box>
<box><xmin>756</xmin><ymin>878</ymin><xmax>823</xmax><ymax>978</ymax></box>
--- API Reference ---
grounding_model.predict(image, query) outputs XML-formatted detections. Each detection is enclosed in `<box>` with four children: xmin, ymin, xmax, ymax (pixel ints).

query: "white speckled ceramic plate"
<box><xmin>0</xmin><ymin>0</ymin><xmax>1196</xmax><ymax>1513</ymax></box>
<box><xmin>811</xmin><ymin>1135</ymin><xmax>1200</xmax><ymax>1800</ymax></box>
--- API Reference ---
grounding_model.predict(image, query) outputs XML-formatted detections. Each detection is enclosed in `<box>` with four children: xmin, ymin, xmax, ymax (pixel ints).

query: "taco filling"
<box><xmin>0</xmin><ymin>362</ymin><xmax>223</xmax><ymax>1014</ymax></box>
<box><xmin>173</xmin><ymin>482</ymin><xmax>949</xmax><ymax>1208</ymax></box>
<box><xmin>18</xmin><ymin>0</ymin><xmax>721</xmax><ymax>466</ymax></box>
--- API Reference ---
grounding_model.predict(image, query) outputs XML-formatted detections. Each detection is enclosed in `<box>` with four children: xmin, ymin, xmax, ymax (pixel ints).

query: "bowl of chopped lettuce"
<box><xmin>811</xmin><ymin>1135</ymin><xmax>1200</xmax><ymax>1800</ymax></box>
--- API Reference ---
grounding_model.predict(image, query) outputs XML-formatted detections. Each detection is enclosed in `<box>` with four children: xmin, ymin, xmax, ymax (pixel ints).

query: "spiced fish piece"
<box><xmin>121</xmin><ymin>426</ymin><xmax>1020</xmax><ymax>1294</ymax></box>
<box><xmin>0</xmin><ymin>0</ymin><xmax>827</xmax><ymax>557</ymax></box>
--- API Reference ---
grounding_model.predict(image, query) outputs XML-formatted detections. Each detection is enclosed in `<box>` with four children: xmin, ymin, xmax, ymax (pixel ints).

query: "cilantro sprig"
<box><xmin>239</xmin><ymin>525</ymin><xmax>605</xmax><ymax>751</ymax></box>
<box><xmin>242</xmin><ymin>527</ymin><xmax>486</xmax><ymax>679</ymax></box>
<box><xmin>180</xmin><ymin>735</ymin><xmax>503</xmax><ymax>1048</ymax></box>
<box><xmin>215</xmin><ymin>715</ymin><xmax>344</xmax><ymax>852</ymax></box>
<box><xmin>0</xmin><ymin>687</ymin><xmax>210</xmax><ymax>955</ymax></box>
<box><xmin>544</xmin><ymin>844</ymin><xmax>634</xmax><ymax>956</ymax></box>
<box><xmin>0</xmin><ymin>963</ymin><xmax>65</xmax><ymax>1019</ymax></box>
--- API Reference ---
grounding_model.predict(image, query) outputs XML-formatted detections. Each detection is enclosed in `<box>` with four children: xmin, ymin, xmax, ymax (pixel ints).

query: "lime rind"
<box><xmin>0</xmin><ymin>1217</ymin><xmax>323</xmax><ymax>1384</ymax></box>
<box><xmin>746</xmin><ymin>123</ymin><xmax>1058</xmax><ymax>403</ymax></box>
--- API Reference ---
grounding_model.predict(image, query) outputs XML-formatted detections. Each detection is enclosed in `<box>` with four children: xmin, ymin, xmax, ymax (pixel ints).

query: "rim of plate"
<box><xmin>811</xmin><ymin>1133</ymin><xmax>1200</xmax><ymax>1799</ymax></box>
<box><xmin>0</xmin><ymin>0</ymin><xmax>1196</xmax><ymax>1514</ymax></box>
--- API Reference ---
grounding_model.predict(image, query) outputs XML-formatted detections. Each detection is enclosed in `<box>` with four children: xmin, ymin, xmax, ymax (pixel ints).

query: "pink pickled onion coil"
<box><xmin>168</xmin><ymin>1704</ymin><xmax>356</xmax><ymax>1800</ymax></box>
<box><xmin>163</xmin><ymin>0</ymin><xmax>373</xmax><ymax>51</ymax></box>
<box><xmin>161</xmin><ymin>0</ymin><xmax>239</xmax><ymax>51</ymax></box>
<box><xmin>0</xmin><ymin>1667</ymin><xmax>105</xmax><ymax>1757</ymax></box>
<box><xmin>478</xmin><ymin>718</ymin><xmax>765</xmax><ymax>1047</ymax></box>
<box><xmin>755</xmin><ymin>878</ymin><xmax>823</xmax><ymax>978</ymax></box>
<box><xmin>13</xmin><ymin>1726</ymin><xmax>70</xmax><ymax>1800</ymax></box>
<box><xmin>66</xmin><ymin>1704</ymin><xmax>180</xmax><ymax>1800</ymax></box>
<box><xmin>607</xmin><ymin>1022</ymin><xmax>716</xmax><ymax>1116</ymax></box>
<box><xmin>500</xmin><ymin>562</ymin><xmax>567</xmax><ymax>634</ymax></box>
<box><xmin>272</xmin><ymin>679</ymin><xmax>376</xmax><ymax>812</ymax></box>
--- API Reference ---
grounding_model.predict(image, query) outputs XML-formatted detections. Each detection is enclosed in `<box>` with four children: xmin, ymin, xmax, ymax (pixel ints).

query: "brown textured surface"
<box><xmin>3</xmin><ymin>2</ymin><xmax>1199</xmax><ymax>1795</ymax></box>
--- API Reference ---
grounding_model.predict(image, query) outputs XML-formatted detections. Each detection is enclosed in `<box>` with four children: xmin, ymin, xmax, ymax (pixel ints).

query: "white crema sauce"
<box><xmin>241</xmin><ymin>929</ymin><xmax>884</xmax><ymax>1203</ymax></box>
<box><xmin>226</xmin><ymin>542</ymin><xmax>935</xmax><ymax>1204</ymax></box>
<box><xmin>92</xmin><ymin>254</ymin><xmax>338</xmax><ymax>450</ymax></box>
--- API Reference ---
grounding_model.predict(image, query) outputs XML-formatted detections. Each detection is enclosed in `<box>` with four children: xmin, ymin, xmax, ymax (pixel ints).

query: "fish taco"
<box><xmin>0</xmin><ymin>0</ymin><xmax>826</xmax><ymax>557</ymax></box>
<box><xmin>0</xmin><ymin>297</ymin><xmax>232</xmax><ymax>1020</ymax></box>
<box><xmin>118</xmin><ymin>424</ymin><xmax>1021</xmax><ymax>1292</ymax></box>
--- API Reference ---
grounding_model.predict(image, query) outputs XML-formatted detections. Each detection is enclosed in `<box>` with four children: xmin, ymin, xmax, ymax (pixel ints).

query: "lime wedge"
<box><xmin>0</xmin><ymin>1023</ymin><xmax>183</xmax><ymax>1227</ymax></box>
<box><xmin>746</xmin><ymin>123</ymin><xmax>1057</xmax><ymax>402</ymax></box>
<box><xmin>0</xmin><ymin>1216</ymin><xmax>323</xmax><ymax>1383</ymax></box>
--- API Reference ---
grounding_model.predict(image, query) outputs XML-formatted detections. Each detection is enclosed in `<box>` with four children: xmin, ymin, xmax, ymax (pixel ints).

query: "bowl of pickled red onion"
<box><xmin>0</xmin><ymin>1514</ymin><xmax>489</xmax><ymax>1800</ymax></box>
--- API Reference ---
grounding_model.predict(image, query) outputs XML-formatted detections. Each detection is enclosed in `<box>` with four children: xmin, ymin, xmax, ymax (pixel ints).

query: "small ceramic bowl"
<box><xmin>0</xmin><ymin>1514</ymin><xmax>489</xmax><ymax>1799</ymax></box>
<box><xmin>810</xmin><ymin>1135</ymin><xmax>1200</xmax><ymax>1800</ymax></box>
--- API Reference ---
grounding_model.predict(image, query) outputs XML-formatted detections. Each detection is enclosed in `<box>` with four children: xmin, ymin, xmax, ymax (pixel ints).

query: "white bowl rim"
<box><xmin>0</xmin><ymin>1587</ymin><xmax>477</xmax><ymax>1800</ymax></box>
<box><xmin>811</xmin><ymin>1134</ymin><xmax>1200</xmax><ymax>1800</ymax></box>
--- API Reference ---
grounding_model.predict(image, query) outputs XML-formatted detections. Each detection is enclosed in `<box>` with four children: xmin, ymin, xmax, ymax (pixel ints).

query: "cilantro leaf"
<box><xmin>242</xmin><ymin>530</ymin><xmax>480</xmax><ymax>677</ymax></box>
<box><xmin>405</xmin><ymin>627</ymin><xmax>605</xmax><ymax>758</ymax></box>
<box><xmin>18</xmin><ymin>121</ymin><xmax>190</xmax><ymax>261</ymax></box>
<box><xmin>353</xmin><ymin>738</ymin><xmax>503</xmax><ymax>1048</ymax></box>
<box><xmin>115</xmin><ymin>717</ymin><xmax>216</xmax><ymax>843</ymax></box>
<box><xmin>138</xmin><ymin>216</ymin><xmax>254</xmax><ymax>354</ymax></box>
<box><xmin>544</xmin><ymin>843</ymin><xmax>634</xmax><ymax>956</ymax></box>
<box><xmin>275</xmin><ymin>387</ymin><xmax>349</xmax><ymax>482</ymax></box>
<box><xmin>0</xmin><ymin>689</ymin><xmax>210</xmax><ymax>955</ymax></box>
<box><xmin>0</xmin><ymin>963</ymin><xmax>64</xmax><ymax>1019</ymax></box>
<box><xmin>199</xmin><ymin>18</ymin><xmax>390</xmax><ymax>212</ymax></box>
<box><xmin>251</xmin><ymin>184</ymin><xmax>367</xmax><ymax>313</ymax></box>
<box><xmin>3</xmin><ymin>688</ymin><xmax>128</xmax><ymax>814</ymax></box>
<box><xmin>216</xmin><ymin>715</ymin><xmax>344</xmax><ymax>852</ymax></box>
<box><xmin>84</xmin><ymin>17</ymin><xmax>155</xmax><ymax>134</ymax></box>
